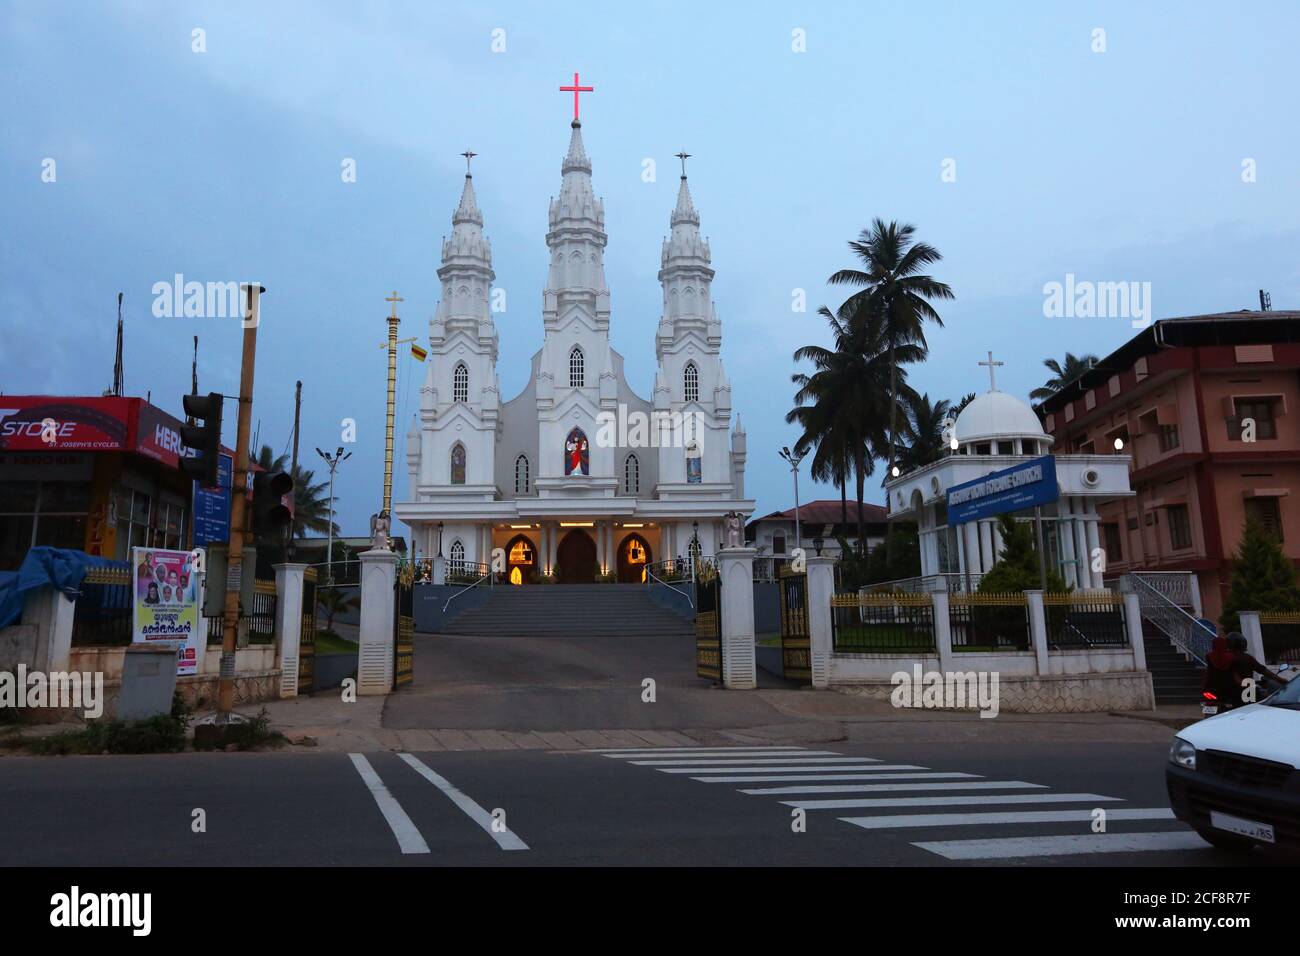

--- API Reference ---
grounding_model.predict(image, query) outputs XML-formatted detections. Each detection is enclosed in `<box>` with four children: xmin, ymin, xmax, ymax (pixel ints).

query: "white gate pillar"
<box><xmin>1239</xmin><ymin>611</ymin><xmax>1266</xmax><ymax>663</ymax></box>
<box><xmin>1119</xmin><ymin>577</ymin><xmax>1149</xmax><ymax>672</ymax></box>
<box><xmin>274</xmin><ymin>563</ymin><xmax>307</xmax><ymax>698</ymax></box>
<box><xmin>718</xmin><ymin>547</ymin><xmax>757</xmax><ymax>689</ymax></box>
<box><xmin>806</xmin><ymin>556</ymin><xmax>836</xmax><ymax>689</ymax></box>
<box><xmin>357</xmin><ymin>548</ymin><xmax>398</xmax><ymax>695</ymax></box>
<box><xmin>1026</xmin><ymin>590</ymin><xmax>1048</xmax><ymax>674</ymax></box>
<box><xmin>28</xmin><ymin>585</ymin><xmax>76</xmax><ymax>674</ymax></box>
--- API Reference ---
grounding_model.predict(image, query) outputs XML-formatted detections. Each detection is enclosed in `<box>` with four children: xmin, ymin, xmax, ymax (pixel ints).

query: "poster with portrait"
<box><xmin>132</xmin><ymin>547</ymin><xmax>203</xmax><ymax>676</ymax></box>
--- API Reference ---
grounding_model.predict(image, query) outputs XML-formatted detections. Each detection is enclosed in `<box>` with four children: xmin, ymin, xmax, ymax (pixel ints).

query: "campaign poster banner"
<box><xmin>132</xmin><ymin>547</ymin><xmax>203</xmax><ymax>676</ymax></box>
<box><xmin>946</xmin><ymin>455</ymin><xmax>1060</xmax><ymax>526</ymax></box>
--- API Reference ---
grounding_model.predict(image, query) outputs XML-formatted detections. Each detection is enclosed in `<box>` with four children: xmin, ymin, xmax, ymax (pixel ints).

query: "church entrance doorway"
<box><xmin>556</xmin><ymin>529</ymin><xmax>597</xmax><ymax>583</ymax></box>
<box><xmin>616</xmin><ymin>533</ymin><xmax>652</xmax><ymax>583</ymax></box>
<box><xmin>505</xmin><ymin>534</ymin><xmax>537</xmax><ymax>586</ymax></box>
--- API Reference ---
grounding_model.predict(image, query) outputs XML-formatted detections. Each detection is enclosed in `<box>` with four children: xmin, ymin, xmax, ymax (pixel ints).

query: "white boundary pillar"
<box><xmin>358</xmin><ymin>547</ymin><xmax>398</xmax><ymax>695</ymax></box>
<box><xmin>1120</xmin><ymin>577</ymin><xmax>1149</xmax><ymax>672</ymax></box>
<box><xmin>806</xmin><ymin>555</ymin><xmax>835</xmax><ymax>689</ymax></box>
<box><xmin>274</xmin><ymin>562</ymin><xmax>307</xmax><ymax>698</ymax></box>
<box><xmin>1026</xmin><ymin>590</ymin><xmax>1048</xmax><ymax>674</ymax></box>
<box><xmin>1239</xmin><ymin>611</ymin><xmax>1266</xmax><ymax>663</ymax></box>
<box><xmin>930</xmin><ymin>579</ymin><xmax>953</xmax><ymax>675</ymax></box>
<box><xmin>28</xmin><ymin>586</ymin><xmax>75</xmax><ymax>674</ymax></box>
<box><xmin>718</xmin><ymin>547</ymin><xmax>757</xmax><ymax>690</ymax></box>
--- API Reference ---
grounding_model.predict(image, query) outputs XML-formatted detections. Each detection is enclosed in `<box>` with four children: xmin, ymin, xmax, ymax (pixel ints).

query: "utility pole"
<box><xmin>288</xmin><ymin>380</ymin><xmax>301</xmax><ymax>558</ymax></box>
<box><xmin>779</xmin><ymin>446</ymin><xmax>806</xmax><ymax>553</ymax></box>
<box><xmin>218</xmin><ymin>284</ymin><xmax>263</xmax><ymax>716</ymax></box>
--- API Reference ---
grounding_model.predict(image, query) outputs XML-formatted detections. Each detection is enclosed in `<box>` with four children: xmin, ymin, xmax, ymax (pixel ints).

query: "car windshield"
<box><xmin>1265</xmin><ymin>672</ymin><xmax>1300</xmax><ymax>708</ymax></box>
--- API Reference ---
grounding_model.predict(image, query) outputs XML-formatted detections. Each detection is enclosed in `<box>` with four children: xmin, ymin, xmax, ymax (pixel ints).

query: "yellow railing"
<box><xmin>1258</xmin><ymin>612</ymin><xmax>1300</xmax><ymax>624</ymax></box>
<box><xmin>1043</xmin><ymin>591</ymin><xmax>1122</xmax><ymax>607</ymax></box>
<box><xmin>832</xmin><ymin>592</ymin><xmax>934</xmax><ymax>608</ymax></box>
<box><xmin>83</xmin><ymin>566</ymin><xmax>131</xmax><ymax>586</ymax></box>
<box><xmin>950</xmin><ymin>592</ymin><xmax>1028</xmax><ymax>606</ymax></box>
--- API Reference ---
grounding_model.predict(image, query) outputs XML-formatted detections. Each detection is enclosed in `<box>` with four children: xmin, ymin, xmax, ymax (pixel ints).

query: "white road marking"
<box><xmin>654</xmin><ymin>764</ymin><xmax>923</xmax><ymax>774</ymax></box>
<box><xmin>782</xmin><ymin>792</ymin><xmax>1123</xmax><ymax>811</ymax></box>
<box><xmin>742</xmin><ymin>780</ymin><xmax>1046</xmax><ymax>796</ymax></box>
<box><xmin>398</xmin><ymin>753</ymin><xmax>529</xmax><ymax>851</ymax></box>
<box><xmin>631</xmin><ymin>756</ymin><xmax>877</xmax><ymax>766</ymax></box>
<box><xmin>914</xmin><ymin>830</ymin><xmax>1208</xmax><ymax>860</ymax></box>
<box><xmin>841</xmin><ymin>808</ymin><xmax>1177</xmax><ymax>830</ymax></box>
<box><xmin>589</xmin><ymin>746</ymin><xmax>810</xmax><ymax>754</ymax></box>
<box><xmin>693</xmin><ymin>772</ymin><xmax>978</xmax><ymax>784</ymax></box>
<box><xmin>603</xmin><ymin>749</ymin><xmax>840</xmax><ymax>759</ymax></box>
<box><xmin>347</xmin><ymin>753</ymin><xmax>429</xmax><ymax>855</ymax></box>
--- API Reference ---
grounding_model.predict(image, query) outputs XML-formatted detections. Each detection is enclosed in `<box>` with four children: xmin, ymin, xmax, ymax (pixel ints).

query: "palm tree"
<box><xmin>897</xmin><ymin>393</ymin><xmax>952</xmax><ymax>473</ymax></box>
<box><xmin>1030</xmin><ymin>353</ymin><xmax>1099</xmax><ymax>402</ymax></box>
<box><xmin>789</xmin><ymin>302</ymin><xmax>923</xmax><ymax>551</ymax></box>
<box><xmin>828</xmin><ymin>219</ymin><xmax>954</xmax><ymax>476</ymax></box>
<box><xmin>951</xmin><ymin>392</ymin><xmax>976</xmax><ymax>416</ymax></box>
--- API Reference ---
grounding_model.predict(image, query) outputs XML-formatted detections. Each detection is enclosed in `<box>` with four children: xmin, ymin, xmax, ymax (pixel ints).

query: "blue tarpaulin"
<box><xmin>0</xmin><ymin>548</ymin><xmax>127</xmax><ymax>628</ymax></box>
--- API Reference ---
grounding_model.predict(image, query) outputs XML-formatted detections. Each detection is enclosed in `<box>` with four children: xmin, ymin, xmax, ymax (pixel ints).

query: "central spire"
<box><xmin>562</xmin><ymin>119</ymin><xmax>591</xmax><ymax>174</ymax></box>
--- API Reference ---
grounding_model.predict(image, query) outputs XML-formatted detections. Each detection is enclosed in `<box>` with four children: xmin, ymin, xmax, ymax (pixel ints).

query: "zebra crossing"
<box><xmin>590</xmin><ymin>745</ymin><xmax>1207</xmax><ymax>861</ymax></box>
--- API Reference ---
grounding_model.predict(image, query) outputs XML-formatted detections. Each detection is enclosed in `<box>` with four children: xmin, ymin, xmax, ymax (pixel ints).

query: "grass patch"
<box><xmin>4</xmin><ymin>714</ymin><xmax>189</xmax><ymax>755</ymax></box>
<box><xmin>314</xmin><ymin>629</ymin><xmax>359</xmax><ymax>654</ymax></box>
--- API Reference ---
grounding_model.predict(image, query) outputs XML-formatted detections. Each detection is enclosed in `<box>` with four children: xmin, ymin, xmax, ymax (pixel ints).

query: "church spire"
<box><xmin>657</xmin><ymin>153</ymin><xmax>717</xmax><ymax>357</ymax></box>
<box><xmin>562</xmin><ymin>120</ymin><xmax>591</xmax><ymax>174</ymax></box>
<box><xmin>436</xmin><ymin>152</ymin><xmax>495</xmax><ymax>346</ymax></box>
<box><xmin>452</xmin><ymin>170</ymin><xmax>482</xmax><ymax>226</ymax></box>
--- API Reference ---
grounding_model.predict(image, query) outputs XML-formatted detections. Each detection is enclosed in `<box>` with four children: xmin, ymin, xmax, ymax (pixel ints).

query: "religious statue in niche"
<box><xmin>564</xmin><ymin>427</ymin><xmax>589</xmax><ymax>475</ymax></box>
<box><xmin>685</xmin><ymin>440</ymin><xmax>702</xmax><ymax>484</ymax></box>
<box><xmin>450</xmin><ymin>443</ymin><xmax>466</xmax><ymax>485</ymax></box>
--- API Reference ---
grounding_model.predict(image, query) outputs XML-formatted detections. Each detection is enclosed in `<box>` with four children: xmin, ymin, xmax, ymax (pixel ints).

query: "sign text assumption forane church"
<box><xmin>394</xmin><ymin>75</ymin><xmax>753</xmax><ymax>585</ymax></box>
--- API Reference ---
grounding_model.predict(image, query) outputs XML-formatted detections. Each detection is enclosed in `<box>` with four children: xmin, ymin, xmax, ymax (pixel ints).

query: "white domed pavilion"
<box><xmin>884</xmin><ymin>356</ymin><xmax>1133</xmax><ymax>590</ymax></box>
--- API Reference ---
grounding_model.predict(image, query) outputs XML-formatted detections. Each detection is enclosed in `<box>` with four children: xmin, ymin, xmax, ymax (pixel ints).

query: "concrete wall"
<box><xmin>646</xmin><ymin>580</ymin><xmax>694</xmax><ymax>620</ymax></box>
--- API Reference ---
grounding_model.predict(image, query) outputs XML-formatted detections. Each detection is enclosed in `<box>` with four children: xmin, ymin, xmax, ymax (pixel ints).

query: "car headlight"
<box><xmin>1168</xmin><ymin>737</ymin><xmax>1197</xmax><ymax>770</ymax></box>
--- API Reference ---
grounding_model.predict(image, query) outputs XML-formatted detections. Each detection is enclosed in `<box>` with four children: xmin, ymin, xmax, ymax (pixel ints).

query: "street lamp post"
<box><xmin>778</xmin><ymin>446</ymin><xmax>806</xmax><ymax>552</ymax></box>
<box><xmin>315</xmin><ymin>446</ymin><xmax>351</xmax><ymax>586</ymax></box>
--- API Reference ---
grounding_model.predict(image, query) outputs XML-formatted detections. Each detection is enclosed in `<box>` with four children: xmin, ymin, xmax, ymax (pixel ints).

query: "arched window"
<box><xmin>450</xmin><ymin>443</ymin><xmax>466</xmax><ymax>485</ymax></box>
<box><xmin>684</xmin><ymin>363</ymin><xmax>699</xmax><ymax>403</ymax></box>
<box><xmin>569</xmin><ymin>346</ymin><xmax>584</xmax><ymax>387</ymax></box>
<box><xmin>685</xmin><ymin>440</ymin><xmax>702</xmax><ymax>484</ymax></box>
<box><xmin>623</xmin><ymin>453</ymin><xmax>640</xmax><ymax>495</ymax></box>
<box><xmin>449</xmin><ymin>540</ymin><xmax>465</xmax><ymax>574</ymax></box>
<box><xmin>515</xmin><ymin>454</ymin><xmax>530</xmax><ymax>495</ymax></box>
<box><xmin>453</xmin><ymin>363</ymin><xmax>469</xmax><ymax>404</ymax></box>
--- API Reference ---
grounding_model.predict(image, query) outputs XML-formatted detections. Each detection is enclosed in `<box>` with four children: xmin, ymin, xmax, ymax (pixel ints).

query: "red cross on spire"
<box><xmin>559</xmin><ymin>71</ymin><xmax>594</xmax><ymax>122</ymax></box>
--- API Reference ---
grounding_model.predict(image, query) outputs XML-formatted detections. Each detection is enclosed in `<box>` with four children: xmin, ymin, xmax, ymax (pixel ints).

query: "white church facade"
<box><xmin>394</xmin><ymin>121</ymin><xmax>754</xmax><ymax>583</ymax></box>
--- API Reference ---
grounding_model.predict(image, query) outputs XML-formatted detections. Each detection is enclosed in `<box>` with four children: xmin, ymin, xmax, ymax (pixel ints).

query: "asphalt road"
<box><xmin>0</xmin><ymin>740</ymin><xmax>1285</xmax><ymax>867</ymax></box>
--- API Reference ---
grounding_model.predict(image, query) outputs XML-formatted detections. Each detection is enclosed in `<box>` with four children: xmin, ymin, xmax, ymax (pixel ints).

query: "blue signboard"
<box><xmin>193</xmin><ymin>453</ymin><xmax>233</xmax><ymax>547</ymax></box>
<box><xmin>947</xmin><ymin>455</ymin><xmax>1059</xmax><ymax>525</ymax></box>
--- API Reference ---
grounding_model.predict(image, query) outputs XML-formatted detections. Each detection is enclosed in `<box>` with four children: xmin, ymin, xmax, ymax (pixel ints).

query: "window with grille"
<box><xmin>1228</xmin><ymin>398</ymin><xmax>1277</xmax><ymax>441</ymax></box>
<box><xmin>1158</xmin><ymin>424</ymin><xmax>1180</xmax><ymax>452</ymax></box>
<box><xmin>1167</xmin><ymin>504</ymin><xmax>1192</xmax><ymax>550</ymax></box>
<box><xmin>684</xmin><ymin>363</ymin><xmax>699</xmax><ymax>403</ymax></box>
<box><xmin>569</xmin><ymin>347</ymin><xmax>584</xmax><ymax>387</ymax></box>
<box><xmin>453</xmin><ymin>364</ymin><xmax>469</xmax><ymax>404</ymax></box>
<box><xmin>623</xmin><ymin>454</ymin><xmax>639</xmax><ymax>495</ymax></box>
<box><xmin>1245</xmin><ymin>496</ymin><xmax>1283</xmax><ymax>542</ymax></box>
<box><xmin>515</xmin><ymin>455</ymin><xmax>530</xmax><ymax>495</ymax></box>
<box><xmin>450</xmin><ymin>540</ymin><xmax>465</xmax><ymax>572</ymax></box>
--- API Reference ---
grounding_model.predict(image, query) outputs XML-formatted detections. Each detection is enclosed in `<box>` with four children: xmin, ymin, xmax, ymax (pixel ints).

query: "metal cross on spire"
<box><xmin>461</xmin><ymin>150</ymin><xmax>477</xmax><ymax>176</ymax></box>
<box><xmin>559</xmin><ymin>71</ymin><xmax>594</xmax><ymax>121</ymax></box>
<box><xmin>675</xmin><ymin>151</ymin><xmax>691</xmax><ymax>178</ymax></box>
<box><xmin>385</xmin><ymin>290</ymin><xmax>404</xmax><ymax>319</ymax></box>
<box><xmin>979</xmin><ymin>350</ymin><xmax>1005</xmax><ymax>391</ymax></box>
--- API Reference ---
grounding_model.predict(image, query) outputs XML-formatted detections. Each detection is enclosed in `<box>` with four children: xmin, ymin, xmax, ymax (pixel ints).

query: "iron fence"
<box><xmin>70</xmin><ymin>564</ymin><xmax>133</xmax><ymax>646</ymax></box>
<box><xmin>831</xmin><ymin>592</ymin><xmax>935</xmax><ymax>653</ymax></box>
<box><xmin>1044</xmin><ymin>591</ymin><xmax>1127</xmax><ymax>648</ymax></box>
<box><xmin>1259</xmin><ymin>614</ymin><xmax>1300</xmax><ymax>664</ymax></box>
<box><xmin>206</xmin><ymin>579</ymin><xmax>278</xmax><ymax>645</ymax></box>
<box><xmin>948</xmin><ymin>593</ymin><xmax>1030</xmax><ymax>651</ymax></box>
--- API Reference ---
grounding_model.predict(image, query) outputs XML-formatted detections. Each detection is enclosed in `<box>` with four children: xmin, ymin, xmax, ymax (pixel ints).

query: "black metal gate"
<box><xmin>695</xmin><ymin>567</ymin><xmax>723</xmax><ymax>682</ymax></box>
<box><xmin>299</xmin><ymin>567</ymin><xmax>317</xmax><ymax>693</ymax></box>
<box><xmin>779</xmin><ymin>569</ymin><xmax>811</xmax><ymax>684</ymax></box>
<box><xmin>393</xmin><ymin>566</ymin><xmax>414</xmax><ymax>689</ymax></box>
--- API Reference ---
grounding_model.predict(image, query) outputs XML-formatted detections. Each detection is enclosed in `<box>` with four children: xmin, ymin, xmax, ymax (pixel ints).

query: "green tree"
<box><xmin>1221</xmin><ymin>517</ymin><xmax>1300</xmax><ymax>631</ymax></box>
<box><xmin>316</xmin><ymin>585</ymin><xmax>360</xmax><ymax>633</ymax></box>
<box><xmin>897</xmin><ymin>393</ymin><xmax>952</xmax><ymax>473</ymax></box>
<box><xmin>789</xmin><ymin>301</ymin><xmax>923</xmax><ymax>551</ymax></box>
<box><xmin>977</xmin><ymin>514</ymin><xmax>1068</xmax><ymax>594</ymax></box>
<box><xmin>828</xmin><ymin>219</ymin><xmax>954</xmax><ymax>477</ymax></box>
<box><xmin>1029</xmin><ymin>353</ymin><xmax>1099</xmax><ymax>402</ymax></box>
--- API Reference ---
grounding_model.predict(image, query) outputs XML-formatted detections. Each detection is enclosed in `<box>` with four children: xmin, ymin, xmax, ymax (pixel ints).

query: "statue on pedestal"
<box><xmin>723</xmin><ymin>511</ymin><xmax>743</xmax><ymax>548</ymax></box>
<box><xmin>369</xmin><ymin>510</ymin><xmax>391</xmax><ymax>551</ymax></box>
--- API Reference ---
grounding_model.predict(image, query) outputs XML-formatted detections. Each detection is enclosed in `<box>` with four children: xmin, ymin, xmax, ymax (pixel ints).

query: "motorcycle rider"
<box><xmin>1226</xmin><ymin>631</ymin><xmax>1283</xmax><ymax>706</ymax></box>
<box><xmin>1202</xmin><ymin>634</ymin><xmax>1240</xmax><ymax>712</ymax></box>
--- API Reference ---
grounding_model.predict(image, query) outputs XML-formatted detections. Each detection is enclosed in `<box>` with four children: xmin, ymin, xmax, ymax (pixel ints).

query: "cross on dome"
<box><xmin>978</xmin><ymin>350</ymin><xmax>1005</xmax><ymax>391</ymax></box>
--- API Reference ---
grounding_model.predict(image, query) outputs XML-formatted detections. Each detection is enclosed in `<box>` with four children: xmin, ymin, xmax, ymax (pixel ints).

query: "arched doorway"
<box><xmin>617</xmin><ymin>533</ymin><xmax>652</xmax><ymax>583</ymax></box>
<box><xmin>556</xmin><ymin>529</ymin><xmax>596</xmax><ymax>583</ymax></box>
<box><xmin>504</xmin><ymin>533</ymin><xmax>536</xmax><ymax>586</ymax></box>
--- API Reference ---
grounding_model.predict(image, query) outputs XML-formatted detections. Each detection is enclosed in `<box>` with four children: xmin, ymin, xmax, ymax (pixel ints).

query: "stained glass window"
<box><xmin>450</xmin><ymin>443</ymin><xmax>466</xmax><ymax>485</ymax></box>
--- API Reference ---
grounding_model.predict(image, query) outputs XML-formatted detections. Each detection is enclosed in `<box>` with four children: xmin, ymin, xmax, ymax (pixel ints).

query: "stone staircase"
<box><xmin>441</xmin><ymin>583</ymin><xmax>696</xmax><ymax>638</ymax></box>
<box><xmin>1142</xmin><ymin>632</ymin><xmax>1204</xmax><ymax>704</ymax></box>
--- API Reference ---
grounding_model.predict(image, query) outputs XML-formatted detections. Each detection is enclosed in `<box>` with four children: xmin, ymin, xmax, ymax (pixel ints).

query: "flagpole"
<box><xmin>382</xmin><ymin>291</ymin><xmax>403</xmax><ymax>518</ymax></box>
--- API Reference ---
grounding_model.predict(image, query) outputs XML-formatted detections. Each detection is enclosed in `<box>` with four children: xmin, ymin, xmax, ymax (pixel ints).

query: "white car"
<box><xmin>1166</xmin><ymin>671</ymin><xmax>1299</xmax><ymax>855</ymax></box>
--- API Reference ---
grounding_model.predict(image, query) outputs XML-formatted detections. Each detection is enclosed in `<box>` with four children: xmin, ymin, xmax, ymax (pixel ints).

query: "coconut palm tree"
<box><xmin>897</xmin><ymin>393</ymin><xmax>952</xmax><ymax>473</ymax></box>
<box><xmin>789</xmin><ymin>302</ymin><xmax>923</xmax><ymax>551</ymax></box>
<box><xmin>1030</xmin><ymin>353</ymin><xmax>1099</xmax><ymax>402</ymax></box>
<box><xmin>828</xmin><ymin>219</ymin><xmax>954</xmax><ymax>476</ymax></box>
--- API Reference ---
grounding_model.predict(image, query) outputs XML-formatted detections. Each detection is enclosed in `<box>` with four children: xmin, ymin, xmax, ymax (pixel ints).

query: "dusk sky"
<box><xmin>4</xmin><ymin>1</ymin><xmax>1298</xmax><ymax>538</ymax></box>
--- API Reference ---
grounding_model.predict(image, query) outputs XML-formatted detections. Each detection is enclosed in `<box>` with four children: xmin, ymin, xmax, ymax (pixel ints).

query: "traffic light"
<box><xmin>252</xmin><ymin>470</ymin><xmax>295</xmax><ymax>533</ymax></box>
<box><xmin>180</xmin><ymin>392</ymin><xmax>224</xmax><ymax>487</ymax></box>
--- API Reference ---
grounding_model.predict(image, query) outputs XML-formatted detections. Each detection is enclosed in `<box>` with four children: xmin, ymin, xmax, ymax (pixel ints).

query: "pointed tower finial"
<box><xmin>461</xmin><ymin>149</ymin><xmax>477</xmax><ymax>177</ymax></box>
<box><xmin>675</xmin><ymin>151</ymin><xmax>691</xmax><ymax>179</ymax></box>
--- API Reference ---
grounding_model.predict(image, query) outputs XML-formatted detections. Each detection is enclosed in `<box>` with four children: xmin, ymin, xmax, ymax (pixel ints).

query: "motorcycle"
<box><xmin>1201</xmin><ymin>662</ymin><xmax>1293</xmax><ymax>717</ymax></box>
